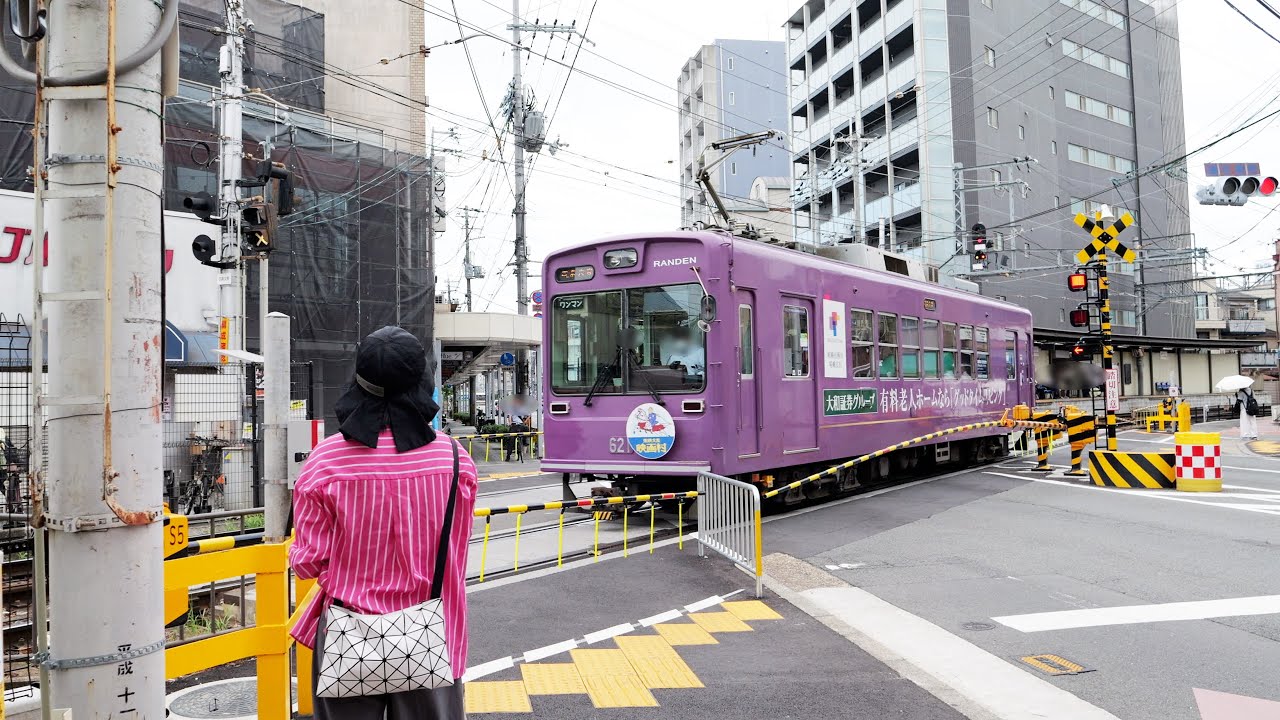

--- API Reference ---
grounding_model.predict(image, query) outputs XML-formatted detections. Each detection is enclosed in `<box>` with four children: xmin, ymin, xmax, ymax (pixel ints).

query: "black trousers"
<box><xmin>312</xmin><ymin>613</ymin><xmax>466</xmax><ymax>719</ymax></box>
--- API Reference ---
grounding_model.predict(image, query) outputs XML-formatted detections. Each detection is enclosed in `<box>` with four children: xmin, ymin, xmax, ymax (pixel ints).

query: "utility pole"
<box><xmin>218</xmin><ymin>0</ymin><xmax>246</xmax><ymax>361</ymax></box>
<box><xmin>508</xmin><ymin>3</ymin><xmax>589</xmax><ymax>400</ymax></box>
<box><xmin>460</xmin><ymin>206</ymin><xmax>484</xmax><ymax>312</ymax></box>
<box><xmin>37</xmin><ymin>0</ymin><xmax>171</xmax><ymax>715</ymax></box>
<box><xmin>879</xmin><ymin>0</ymin><xmax>895</xmax><ymax>250</ymax></box>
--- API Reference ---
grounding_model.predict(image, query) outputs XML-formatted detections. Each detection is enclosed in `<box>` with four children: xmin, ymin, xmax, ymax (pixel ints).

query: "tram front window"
<box><xmin>549</xmin><ymin>283</ymin><xmax>706</xmax><ymax>396</ymax></box>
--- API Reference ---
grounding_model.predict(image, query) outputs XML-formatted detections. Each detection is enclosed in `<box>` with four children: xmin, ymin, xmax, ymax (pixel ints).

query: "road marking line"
<box><xmin>1224</xmin><ymin>484</ymin><xmax>1280</xmax><ymax>493</ymax></box>
<box><xmin>683</xmin><ymin>595</ymin><xmax>724</xmax><ymax>613</ymax></box>
<box><xmin>462</xmin><ymin>655</ymin><xmax>515</xmax><ymax>682</ymax></box>
<box><xmin>1223</xmin><ymin>465</ymin><xmax>1280</xmax><ymax>475</ymax></box>
<box><xmin>523</xmin><ymin>639</ymin><xmax>579</xmax><ymax>664</ymax></box>
<box><xmin>794</xmin><ymin>584</ymin><xmax>1121</xmax><ymax>720</ymax></box>
<box><xmin>638</xmin><ymin>609</ymin><xmax>681</xmax><ymax>627</ymax></box>
<box><xmin>984</xmin><ymin>471</ymin><xmax>1280</xmax><ymax>517</ymax></box>
<box><xmin>993</xmin><ymin>594</ymin><xmax>1280</xmax><ymax>632</ymax></box>
<box><xmin>584</xmin><ymin>623</ymin><xmax>636</xmax><ymax>645</ymax></box>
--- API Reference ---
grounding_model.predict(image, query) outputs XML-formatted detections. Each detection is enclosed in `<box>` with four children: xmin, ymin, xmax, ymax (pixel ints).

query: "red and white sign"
<box><xmin>0</xmin><ymin>189</ymin><xmax>220</xmax><ymax>333</ymax></box>
<box><xmin>1176</xmin><ymin>443</ymin><xmax>1221</xmax><ymax>481</ymax></box>
<box><xmin>1104</xmin><ymin>368</ymin><xmax>1119</xmax><ymax>412</ymax></box>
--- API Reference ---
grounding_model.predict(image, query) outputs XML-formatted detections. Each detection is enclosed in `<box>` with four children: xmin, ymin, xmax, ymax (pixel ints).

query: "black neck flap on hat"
<box><xmin>333</xmin><ymin>327</ymin><xmax>440</xmax><ymax>452</ymax></box>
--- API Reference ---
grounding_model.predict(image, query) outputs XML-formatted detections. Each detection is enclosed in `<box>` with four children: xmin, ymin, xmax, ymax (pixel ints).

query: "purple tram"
<box><xmin>540</xmin><ymin>230</ymin><xmax>1034</xmax><ymax>504</ymax></box>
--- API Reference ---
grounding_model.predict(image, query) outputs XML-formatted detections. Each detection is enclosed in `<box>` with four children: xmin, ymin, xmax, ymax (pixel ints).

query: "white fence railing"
<box><xmin>696</xmin><ymin>472</ymin><xmax>763</xmax><ymax>597</ymax></box>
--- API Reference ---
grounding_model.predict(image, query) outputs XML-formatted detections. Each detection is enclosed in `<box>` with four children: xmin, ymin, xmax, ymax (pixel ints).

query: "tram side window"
<box><xmin>879</xmin><ymin>313</ymin><xmax>899</xmax><ymax>378</ymax></box>
<box><xmin>959</xmin><ymin>325</ymin><xmax>975</xmax><ymax>378</ymax></box>
<box><xmin>850</xmin><ymin>309</ymin><xmax>874</xmax><ymax>378</ymax></box>
<box><xmin>976</xmin><ymin>327</ymin><xmax>990</xmax><ymax>380</ymax></box>
<box><xmin>783</xmin><ymin>305</ymin><xmax>810</xmax><ymax>377</ymax></box>
<box><xmin>739</xmin><ymin>305</ymin><xmax>754</xmax><ymax>376</ymax></box>
<box><xmin>1005</xmin><ymin>330</ymin><xmax>1017</xmax><ymax>380</ymax></box>
<box><xmin>901</xmin><ymin>316</ymin><xmax>920</xmax><ymax>379</ymax></box>
<box><xmin>922</xmin><ymin>319</ymin><xmax>940</xmax><ymax>378</ymax></box>
<box><xmin>942</xmin><ymin>322</ymin><xmax>958</xmax><ymax>378</ymax></box>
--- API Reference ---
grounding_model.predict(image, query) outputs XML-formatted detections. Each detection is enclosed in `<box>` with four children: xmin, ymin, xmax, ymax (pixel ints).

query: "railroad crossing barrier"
<box><xmin>1175</xmin><ymin>431</ymin><xmax>1223</xmax><ymax>492</ymax></box>
<box><xmin>697</xmin><ymin>472</ymin><xmax>763</xmax><ymax>598</ymax></box>
<box><xmin>452</xmin><ymin>431</ymin><xmax>544</xmax><ymax>463</ymax></box>
<box><xmin>1065</xmin><ymin>407</ymin><xmax>1097</xmax><ymax>476</ymax></box>
<box><xmin>1087</xmin><ymin>450</ymin><xmax>1176</xmax><ymax>489</ymax></box>
<box><xmin>1031</xmin><ymin>409</ymin><xmax>1063</xmax><ymax>472</ymax></box>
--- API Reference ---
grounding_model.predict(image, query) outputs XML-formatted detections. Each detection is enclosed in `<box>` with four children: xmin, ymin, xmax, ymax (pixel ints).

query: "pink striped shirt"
<box><xmin>289</xmin><ymin>430</ymin><xmax>478</xmax><ymax>679</ymax></box>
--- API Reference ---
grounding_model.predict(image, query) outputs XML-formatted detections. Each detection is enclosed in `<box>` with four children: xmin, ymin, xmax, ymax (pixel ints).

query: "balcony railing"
<box><xmin>864</xmin><ymin>181</ymin><xmax>921</xmax><ymax>221</ymax></box>
<box><xmin>1227</xmin><ymin>318</ymin><xmax>1267</xmax><ymax>335</ymax></box>
<box><xmin>857</xmin><ymin>0</ymin><xmax>912</xmax><ymax>55</ymax></box>
<box><xmin>862</xmin><ymin>117</ymin><xmax>919</xmax><ymax>164</ymax></box>
<box><xmin>860</xmin><ymin>56</ymin><xmax>916</xmax><ymax>108</ymax></box>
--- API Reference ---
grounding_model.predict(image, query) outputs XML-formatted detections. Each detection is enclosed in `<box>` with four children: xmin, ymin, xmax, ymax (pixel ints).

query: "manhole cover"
<box><xmin>169</xmin><ymin>679</ymin><xmax>297</xmax><ymax>719</ymax></box>
<box><xmin>962</xmin><ymin>621</ymin><xmax>995</xmax><ymax>631</ymax></box>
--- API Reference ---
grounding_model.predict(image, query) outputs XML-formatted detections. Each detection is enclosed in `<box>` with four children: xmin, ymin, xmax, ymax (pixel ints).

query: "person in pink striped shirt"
<box><xmin>290</xmin><ymin>326</ymin><xmax>478</xmax><ymax>719</ymax></box>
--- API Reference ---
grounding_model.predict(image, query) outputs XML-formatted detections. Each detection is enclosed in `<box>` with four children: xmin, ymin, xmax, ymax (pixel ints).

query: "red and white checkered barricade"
<box><xmin>1174</xmin><ymin>431</ymin><xmax>1222</xmax><ymax>492</ymax></box>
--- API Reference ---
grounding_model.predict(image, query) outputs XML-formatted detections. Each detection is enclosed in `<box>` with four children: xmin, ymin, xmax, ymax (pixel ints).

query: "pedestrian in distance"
<box><xmin>1236</xmin><ymin>386</ymin><xmax>1260</xmax><ymax>440</ymax></box>
<box><xmin>290</xmin><ymin>326</ymin><xmax>478</xmax><ymax>719</ymax></box>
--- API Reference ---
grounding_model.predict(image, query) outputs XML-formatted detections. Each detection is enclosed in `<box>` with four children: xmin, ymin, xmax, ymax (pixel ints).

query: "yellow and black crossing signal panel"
<box><xmin>163</xmin><ymin>505</ymin><xmax>191</xmax><ymax>628</ymax></box>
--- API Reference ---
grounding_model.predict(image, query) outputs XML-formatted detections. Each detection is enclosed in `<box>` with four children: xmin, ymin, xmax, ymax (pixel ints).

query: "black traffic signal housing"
<box><xmin>1070</xmin><ymin>341</ymin><xmax>1089</xmax><ymax>361</ymax></box>
<box><xmin>241</xmin><ymin>200</ymin><xmax>279</xmax><ymax>256</ymax></box>
<box><xmin>183</xmin><ymin>192</ymin><xmax>225</xmax><ymax>227</ymax></box>
<box><xmin>1068</xmin><ymin>272</ymin><xmax>1088</xmax><ymax>292</ymax></box>
<box><xmin>971</xmin><ymin>223</ymin><xmax>988</xmax><ymax>270</ymax></box>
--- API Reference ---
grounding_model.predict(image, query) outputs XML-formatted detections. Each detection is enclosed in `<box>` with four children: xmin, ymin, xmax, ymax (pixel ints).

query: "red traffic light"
<box><xmin>1262</xmin><ymin>176</ymin><xmax>1279</xmax><ymax>196</ymax></box>
<box><xmin>1068</xmin><ymin>273</ymin><xmax>1088</xmax><ymax>291</ymax></box>
<box><xmin>1069</xmin><ymin>309</ymin><xmax>1089</xmax><ymax>327</ymax></box>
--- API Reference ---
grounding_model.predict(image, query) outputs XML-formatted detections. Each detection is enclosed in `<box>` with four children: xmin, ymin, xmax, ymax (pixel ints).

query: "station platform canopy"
<box><xmin>435</xmin><ymin>309</ymin><xmax>542</xmax><ymax>386</ymax></box>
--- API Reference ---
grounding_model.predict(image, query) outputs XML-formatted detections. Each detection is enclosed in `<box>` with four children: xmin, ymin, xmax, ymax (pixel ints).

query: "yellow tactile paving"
<box><xmin>723</xmin><ymin>600</ymin><xmax>784</xmax><ymax>621</ymax></box>
<box><xmin>616</xmin><ymin>636</ymin><xmax>703</xmax><ymax>689</ymax></box>
<box><xmin>654</xmin><ymin>622</ymin><xmax>719</xmax><ymax>646</ymax></box>
<box><xmin>521</xmin><ymin>662</ymin><xmax>587</xmax><ymax>695</ymax></box>
<box><xmin>465</xmin><ymin>681</ymin><xmax>533</xmax><ymax>714</ymax></box>
<box><xmin>571</xmin><ymin>648</ymin><xmax>659</xmax><ymax>708</ymax></box>
<box><xmin>689</xmin><ymin>611</ymin><xmax>754</xmax><ymax>633</ymax></box>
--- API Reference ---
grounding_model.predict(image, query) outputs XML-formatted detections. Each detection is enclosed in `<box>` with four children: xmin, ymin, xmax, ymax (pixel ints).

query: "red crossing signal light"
<box><xmin>1068</xmin><ymin>273</ymin><xmax>1088</xmax><ymax>292</ymax></box>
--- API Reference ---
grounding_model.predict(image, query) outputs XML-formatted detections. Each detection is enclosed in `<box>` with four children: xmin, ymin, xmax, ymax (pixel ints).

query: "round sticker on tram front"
<box><xmin>626</xmin><ymin>403</ymin><xmax>676</xmax><ymax>460</ymax></box>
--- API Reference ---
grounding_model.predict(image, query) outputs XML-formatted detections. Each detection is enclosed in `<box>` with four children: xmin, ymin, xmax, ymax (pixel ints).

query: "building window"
<box><xmin>1058</xmin><ymin>0</ymin><xmax>1126</xmax><ymax>29</ymax></box>
<box><xmin>992</xmin><ymin>169</ymin><xmax>1002</xmax><ymax>183</ymax></box>
<box><xmin>987</xmin><ymin>107</ymin><xmax>998</xmax><ymax>128</ymax></box>
<box><xmin>1059</xmin><ymin>308</ymin><xmax>1067</xmax><ymax>323</ymax></box>
<box><xmin>851</xmin><ymin>309</ymin><xmax>875</xmax><ymax>378</ymax></box>
<box><xmin>982</xmin><ymin>0</ymin><xmax>993</xmax><ymax>6</ymax></box>
<box><xmin>729</xmin><ymin>91</ymin><xmax>735</xmax><ymax>106</ymax></box>
<box><xmin>1062</xmin><ymin>38</ymin><xmax>1130</xmax><ymax>77</ymax></box>
<box><xmin>1051</xmin><ymin>140</ymin><xmax>1058</xmax><ymax>155</ymax></box>
<box><xmin>1117</xmin><ymin>309</ymin><xmax>1137</xmax><ymax>327</ymax></box>
<box><xmin>1067</xmin><ymin>143</ymin><xmax>1135</xmax><ymax>174</ymax></box>
<box><xmin>727</xmin><ymin>56</ymin><xmax>734</xmax><ymax>71</ymax></box>
<box><xmin>901</xmin><ymin>316</ymin><xmax>921</xmax><ymax>379</ymax></box>
<box><xmin>879</xmin><ymin>313</ymin><xmax>899</xmax><ymax>379</ymax></box>
<box><xmin>1049</xmin><ymin>86</ymin><xmax>1055</xmax><ymax>100</ymax></box>
<box><xmin>1018</xmin><ymin>125</ymin><xmax>1025</xmax><ymax>140</ymax></box>
<box><xmin>783</xmin><ymin>306</ymin><xmax>810</xmax><ymax>377</ymax></box>
<box><xmin>731</xmin><ymin>162</ymin><xmax>738</xmax><ymax>175</ymax></box>
<box><xmin>1064</xmin><ymin>90</ymin><xmax>1133</xmax><ymax>127</ymax></box>
<box><xmin>1070</xmin><ymin>197</ymin><xmax>1131</xmax><ymax>217</ymax></box>
<box><xmin>922</xmin><ymin>318</ymin><xmax>940</xmax><ymax>378</ymax></box>
<box><xmin>984</xmin><ymin>46</ymin><xmax>996</xmax><ymax>67</ymax></box>
<box><xmin>1195</xmin><ymin>293</ymin><xmax>1209</xmax><ymax>321</ymax></box>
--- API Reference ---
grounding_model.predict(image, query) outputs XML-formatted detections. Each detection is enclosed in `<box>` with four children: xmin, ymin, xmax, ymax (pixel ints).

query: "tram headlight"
<box><xmin>603</xmin><ymin>248</ymin><xmax>638</xmax><ymax>269</ymax></box>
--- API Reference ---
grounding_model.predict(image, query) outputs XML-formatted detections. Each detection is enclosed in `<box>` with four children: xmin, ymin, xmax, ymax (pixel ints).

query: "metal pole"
<box><xmin>219</xmin><ymin>0</ymin><xmax>245</xmax><ymax>360</ymax></box>
<box><xmin>513</xmin><ymin>0</ymin><xmax>530</xmax><ymax>398</ymax></box>
<box><xmin>263</xmin><ymin>312</ymin><xmax>290</xmax><ymax>541</ymax></box>
<box><xmin>1099</xmin><ymin>251</ymin><xmax>1117</xmax><ymax>450</ymax></box>
<box><xmin>44</xmin><ymin>0</ymin><xmax>166</xmax><ymax>714</ymax></box>
<box><xmin>464</xmin><ymin>209</ymin><xmax>474</xmax><ymax>312</ymax></box>
<box><xmin>880</xmin><ymin>0</ymin><xmax>895</xmax><ymax>250</ymax></box>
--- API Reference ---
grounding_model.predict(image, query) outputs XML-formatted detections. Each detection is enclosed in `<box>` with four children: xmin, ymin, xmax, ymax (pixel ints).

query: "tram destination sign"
<box><xmin>824</xmin><ymin>389</ymin><xmax>877</xmax><ymax>416</ymax></box>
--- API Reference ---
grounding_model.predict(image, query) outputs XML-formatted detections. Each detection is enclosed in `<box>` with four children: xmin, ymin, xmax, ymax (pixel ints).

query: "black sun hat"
<box><xmin>333</xmin><ymin>326</ymin><xmax>439</xmax><ymax>452</ymax></box>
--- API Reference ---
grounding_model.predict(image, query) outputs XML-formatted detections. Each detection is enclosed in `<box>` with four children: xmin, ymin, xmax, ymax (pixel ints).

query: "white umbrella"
<box><xmin>1215</xmin><ymin>375</ymin><xmax>1255</xmax><ymax>392</ymax></box>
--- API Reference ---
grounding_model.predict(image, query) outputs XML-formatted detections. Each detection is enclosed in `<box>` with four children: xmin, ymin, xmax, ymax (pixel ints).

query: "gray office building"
<box><xmin>679</xmin><ymin>39</ymin><xmax>791</xmax><ymax>228</ymax></box>
<box><xmin>785</xmin><ymin>0</ymin><xmax>1193</xmax><ymax>342</ymax></box>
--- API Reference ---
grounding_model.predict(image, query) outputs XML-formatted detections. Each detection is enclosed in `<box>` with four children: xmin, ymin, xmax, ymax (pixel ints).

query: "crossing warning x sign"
<box><xmin>1074</xmin><ymin>212</ymin><xmax>1137</xmax><ymax>264</ymax></box>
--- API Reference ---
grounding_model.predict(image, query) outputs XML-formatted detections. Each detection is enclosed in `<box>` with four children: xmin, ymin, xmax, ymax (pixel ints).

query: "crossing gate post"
<box><xmin>1065</xmin><ymin>406</ymin><xmax>1096</xmax><ymax>477</ymax></box>
<box><xmin>1031</xmin><ymin>409</ymin><xmax>1058</xmax><ymax>472</ymax></box>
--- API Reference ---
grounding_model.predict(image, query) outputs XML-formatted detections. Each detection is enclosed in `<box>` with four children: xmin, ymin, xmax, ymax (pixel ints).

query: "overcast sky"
<box><xmin>418</xmin><ymin>0</ymin><xmax>1280</xmax><ymax>312</ymax></box>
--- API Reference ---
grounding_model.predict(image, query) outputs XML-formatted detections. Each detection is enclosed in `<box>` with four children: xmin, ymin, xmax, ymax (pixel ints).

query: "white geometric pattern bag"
<box><xmin>316</xmin><ymin>440</ymin><xmax>460</xmax><ymax>698</ymax></box>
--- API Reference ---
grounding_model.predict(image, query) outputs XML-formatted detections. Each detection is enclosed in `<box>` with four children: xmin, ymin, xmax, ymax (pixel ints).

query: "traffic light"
<box><xmin>971</xmin><ymin>223</ymin><xmax>987</xmax><ymax>271</ymax></box>
<box><xmin>241</xmin><ymin>201</ymin><xmax>279</xmax><ymax>255</ymax></box>
<box><xmin>1070</xmin><ymin>341</ymin><xmax>1089</xmax><ymax>360</ymax></box>
<box><xmin>1068</xmin><ymin>272</ymin><xmax>1088</xmax><ymax>292</ymax></box>
<box><xmin>1195</xmin><ymin>175</ymin><xmax>1279</xmax><ymax>205</ymax></box>
<box><xmin>1069</xmin><ymin>308</ymin><xmax>1090</xmax><ymax>327</ymax></box>
<box><xmin>182</xmin><ymin>192</ymin><xmax>224</xmax><ymax>226</ymax></box>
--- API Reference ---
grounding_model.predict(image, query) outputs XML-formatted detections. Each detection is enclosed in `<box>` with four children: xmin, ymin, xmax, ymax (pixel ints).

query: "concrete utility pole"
<box><xmin>218</xmin><ymin>0</ymin><xmax>246</xmax><ymax>361</ymax></box>
<box><xmin>263</xmin><ymin>312</ymin><xmax>290</xmax><ymax>541</ymax></box>
<box><xmin>39</xmin><ymin>0</ymin><xmax>170</xmax><ymax>715</ymax></box>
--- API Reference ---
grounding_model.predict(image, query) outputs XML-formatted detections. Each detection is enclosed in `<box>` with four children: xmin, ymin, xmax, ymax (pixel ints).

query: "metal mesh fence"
<box><xmin>164</xmin><ymin>366</ymin><xmax>252</xmax><ymax>513</ymax></box>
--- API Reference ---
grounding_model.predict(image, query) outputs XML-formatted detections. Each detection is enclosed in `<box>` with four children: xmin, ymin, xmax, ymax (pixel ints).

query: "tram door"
<box><xmin>781</xmin><ymin>297</ymin><xmax>819</xmax><ymax>452</ymax></box>
<box><xmin>737</xmin><ymin>291</ymin><xmax>760</xmax><ymax>456</ymax></box>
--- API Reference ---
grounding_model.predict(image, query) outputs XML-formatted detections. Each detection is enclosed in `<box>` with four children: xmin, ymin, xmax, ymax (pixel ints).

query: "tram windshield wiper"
<box><xmin>583</xmin><ymin>346</ymin><xmax>622</xmax><ymax>407</ymax></box>
<box><xmin>626</xmin><ymin>348</ymin><xmax>666</xmax><ymax>406</ymax></box>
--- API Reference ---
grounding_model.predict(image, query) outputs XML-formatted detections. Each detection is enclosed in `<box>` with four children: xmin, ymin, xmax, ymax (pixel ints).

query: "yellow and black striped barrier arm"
<box><xmin>165</xmin><ymin>532</ymin><xmax>266</xmax><ymax>560</ymax></box>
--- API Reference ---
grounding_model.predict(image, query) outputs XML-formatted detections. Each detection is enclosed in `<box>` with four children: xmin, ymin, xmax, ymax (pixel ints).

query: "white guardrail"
<box><xmin>696</xmin><ymin>472</ymin><xmax>764</xmax><ymax>598</ymax></box>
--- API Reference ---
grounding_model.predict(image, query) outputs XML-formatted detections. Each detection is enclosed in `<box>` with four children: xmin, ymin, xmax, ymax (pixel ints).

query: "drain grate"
<box><xmin>962</xmin><ymin>621</ymin><xmax>995</xmax><ymax>631</ymax></box>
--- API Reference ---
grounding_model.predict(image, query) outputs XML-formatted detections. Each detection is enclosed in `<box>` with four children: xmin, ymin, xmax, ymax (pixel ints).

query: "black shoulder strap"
<box><xmin>430</xmin><ymin>438</ymin><xmax>461</xmax><ymax>601</ymax></box>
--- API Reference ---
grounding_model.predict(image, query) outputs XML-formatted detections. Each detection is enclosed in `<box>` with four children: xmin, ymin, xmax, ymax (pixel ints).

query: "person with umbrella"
<box><xmin>1217</xmin><ymin>374</ymin><xmax>1259</xmax><ymax>440</ymax></box>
